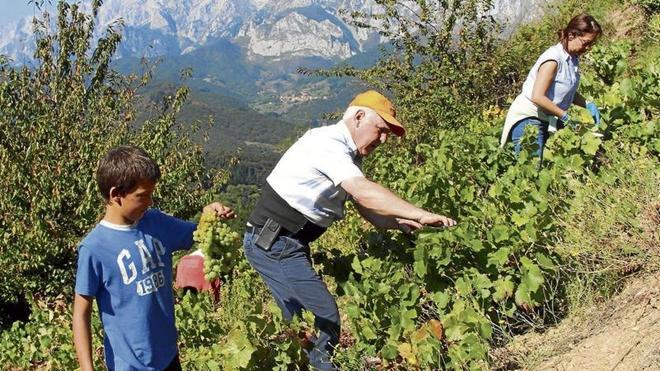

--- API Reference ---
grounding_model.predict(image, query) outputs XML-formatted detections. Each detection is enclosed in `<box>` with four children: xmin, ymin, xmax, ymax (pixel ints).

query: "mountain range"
<box><xmin>2</xmin><ymin>0</ymin><xmax>551</xmax><ymax>71</ymax></box>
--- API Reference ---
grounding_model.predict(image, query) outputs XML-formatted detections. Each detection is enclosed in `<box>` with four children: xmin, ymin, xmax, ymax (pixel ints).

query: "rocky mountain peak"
<box><xmin>0</xmin><ymin>0</ymin><xmax>551</xmax><ymax>63</ymax></box>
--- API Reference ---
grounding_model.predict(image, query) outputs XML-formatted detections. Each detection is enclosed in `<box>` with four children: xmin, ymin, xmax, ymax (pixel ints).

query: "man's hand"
<box><xmin>203</xmin><ymin>202</ymin><xmax>235</xmax><ymax>219</ymax></box>
<box><xmin>395</xmin><ymin>217</ymin><xmax>423</xmax><ymax>234</ymax></box>
<box><xmin>395</xmin><ymin>213</ymin><xmax>456</xmax><ymax>234</ymax></box>
<box><xmin>419</xmin><ymin>213</ymin><xmax>457</xmax><ymax>228</ymax></box>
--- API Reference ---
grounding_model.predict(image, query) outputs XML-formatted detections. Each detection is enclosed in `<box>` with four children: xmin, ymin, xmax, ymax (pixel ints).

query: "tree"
<box><xmin>0</xmin><ymin>0</ymin><xmax>224</xmax><ymax>310</ymax></box>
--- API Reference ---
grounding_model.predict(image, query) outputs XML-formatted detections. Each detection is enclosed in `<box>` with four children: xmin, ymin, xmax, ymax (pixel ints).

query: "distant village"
<box><xmin>279</xmin><ymin>91</ymin><xmax>327</xmax><ymax>104</ymax></box>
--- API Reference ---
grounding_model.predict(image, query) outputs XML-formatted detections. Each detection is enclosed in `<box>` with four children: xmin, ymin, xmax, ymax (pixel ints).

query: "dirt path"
<box><xmin>499</xmin><ymin>273</ymin><xmax>660</xmax><ymax>370</ymax></box>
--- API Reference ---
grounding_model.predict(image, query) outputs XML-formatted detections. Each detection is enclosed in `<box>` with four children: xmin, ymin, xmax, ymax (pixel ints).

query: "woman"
<box><xmin>500</xmin><ymin>13</ymin><xmax>603</xmax><ymax>157</ymax></box>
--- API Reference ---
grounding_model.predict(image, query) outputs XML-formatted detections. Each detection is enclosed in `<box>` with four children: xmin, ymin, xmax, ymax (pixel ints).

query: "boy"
<box><xmin>72</xmin><ymin>145</ymin><xmax>233</xmax><ymax>371</ymax></box>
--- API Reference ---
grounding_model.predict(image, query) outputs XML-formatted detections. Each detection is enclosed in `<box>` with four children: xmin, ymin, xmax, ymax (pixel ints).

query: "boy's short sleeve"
<box><xmin>75</xmin><ymin>244</ymin><xmax>100</xmax><ymax>297</ymax></box>
<box><xmin>153</xmin><ymin>210</ymin><xmax>197</xmax><ymax>253</ymax></box>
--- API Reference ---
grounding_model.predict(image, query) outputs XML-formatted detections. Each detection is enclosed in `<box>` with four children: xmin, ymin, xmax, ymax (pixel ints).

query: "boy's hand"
<box><xmin>203</xmin><ymin>202</ymin><xmax>235</xmax><ymax>219</ymax></box>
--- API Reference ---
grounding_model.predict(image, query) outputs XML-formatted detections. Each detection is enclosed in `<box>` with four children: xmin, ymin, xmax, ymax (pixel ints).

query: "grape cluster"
<box><xmin>193</xmin><ymin>212</ymin><xmax>241</xmax><ymax>281</ymax></box>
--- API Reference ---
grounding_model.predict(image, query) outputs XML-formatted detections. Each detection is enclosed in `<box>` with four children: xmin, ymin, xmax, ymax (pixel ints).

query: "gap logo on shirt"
<box><xmin>116</xmin><ymin>235</ymin><xmax>167</xmax><ymax>296</ymax></box>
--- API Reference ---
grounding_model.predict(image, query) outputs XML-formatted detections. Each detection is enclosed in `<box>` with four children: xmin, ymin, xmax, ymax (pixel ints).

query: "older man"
<box><xmin>243</xmin><ymin>90</ymin><xmax>456</xmax><ymax>369</ymax></box>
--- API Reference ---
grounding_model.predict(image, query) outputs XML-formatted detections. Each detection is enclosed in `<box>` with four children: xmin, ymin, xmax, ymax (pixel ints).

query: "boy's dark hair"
<box><xmin>97</xmin><ymin>145</ymin><xmax>161</xmax><ymax>201</ymax></box>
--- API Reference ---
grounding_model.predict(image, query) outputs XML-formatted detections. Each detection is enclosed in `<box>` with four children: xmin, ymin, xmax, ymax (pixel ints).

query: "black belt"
<box><xmin>247</xmin><ymin>221</ymin><xmax>326</xmax><ymax>245</ymax></box>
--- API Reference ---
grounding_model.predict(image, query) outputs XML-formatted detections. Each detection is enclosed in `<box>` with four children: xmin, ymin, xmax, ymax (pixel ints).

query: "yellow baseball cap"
<box><xmin>349</xmin><ymin>90</ymin><xmax>405</xmax><ymax>137</ymax></box>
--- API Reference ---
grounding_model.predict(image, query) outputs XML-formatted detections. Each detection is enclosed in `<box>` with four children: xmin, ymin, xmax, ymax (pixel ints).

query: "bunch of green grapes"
<box><xmin>193</xmin><ymin>212</ymin><xmax>241</xmax><ymax>281</ymax></box>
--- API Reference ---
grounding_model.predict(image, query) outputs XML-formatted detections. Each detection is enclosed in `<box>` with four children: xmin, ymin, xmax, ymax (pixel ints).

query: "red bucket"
<box><xmin>175</xmin><ymin>253</ymin><xmax>221</xmax><ymax>302</ymax></box>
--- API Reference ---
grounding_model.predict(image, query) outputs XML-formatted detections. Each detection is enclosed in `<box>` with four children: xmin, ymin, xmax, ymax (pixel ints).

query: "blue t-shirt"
<box><xmin>75</xmin><ymin>209</ymin><xmax>196</xmax><ymax>371</ymax></box>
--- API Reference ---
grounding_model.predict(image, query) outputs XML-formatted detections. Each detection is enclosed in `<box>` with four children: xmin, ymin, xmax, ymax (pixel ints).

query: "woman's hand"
<box><xmin>586</xmin><ymin>102</ymin><xmax>601</xmax><ymax>126</ymax></box>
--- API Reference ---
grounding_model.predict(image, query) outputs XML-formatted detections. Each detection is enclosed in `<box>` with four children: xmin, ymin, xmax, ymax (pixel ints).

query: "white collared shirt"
<box><xmin>266</xmin><ymin>120</ymin><xmax>364</xmax><ymax>228</ymax></box>
<box><xmin>521</xmin><ymin>43</ymin><xmax>580</xmax><ymax>111</ymax></box>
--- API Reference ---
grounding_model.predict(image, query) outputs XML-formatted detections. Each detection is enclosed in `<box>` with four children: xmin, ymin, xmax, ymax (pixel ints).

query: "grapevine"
<box><xmin>193</xmin><ymin>212</ymin><xmax>242</xmax><ymax>281</ymax></box>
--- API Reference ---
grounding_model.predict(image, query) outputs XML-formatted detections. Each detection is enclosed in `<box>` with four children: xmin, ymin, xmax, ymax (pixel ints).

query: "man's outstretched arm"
<box><xmin>341</xmin><ymin>176</ymin><xmax>456</xmax><ymax>231</ymax></box>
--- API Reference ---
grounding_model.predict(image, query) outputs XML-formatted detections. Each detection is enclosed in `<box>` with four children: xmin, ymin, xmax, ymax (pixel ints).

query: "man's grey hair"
<box><xmin>343</xmin><ymin>106</ymin><xmax>380</xmax><ymax>124</ymax></box>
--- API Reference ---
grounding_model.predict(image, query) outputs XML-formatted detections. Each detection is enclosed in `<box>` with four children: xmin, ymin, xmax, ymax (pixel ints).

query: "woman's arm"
<box><xmin>73</xmin><ymin>294</ymin><xmax>95</xmax><ymax>371</ymax></box>
<box><xmin>530</xmin><ymin>61</ymin><xmax>567</xmax><ymax>118</ymax></box>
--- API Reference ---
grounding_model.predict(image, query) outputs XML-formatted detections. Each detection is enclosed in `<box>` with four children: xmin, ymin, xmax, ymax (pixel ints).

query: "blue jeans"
<box><xmin>243</xmin><ymin>230</ymin><xmax>339</xmax><ymax>370</ymax></box>
<box><xmin>510</xmin><ymin>117</ymin><xmax>550</xmax><ymax>158</ymax></box>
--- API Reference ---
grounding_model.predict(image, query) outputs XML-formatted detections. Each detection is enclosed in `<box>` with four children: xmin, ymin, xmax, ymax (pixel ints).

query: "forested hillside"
<box><xmin>114</xmin><ymin>47</ymin><xmax>376</xmax><ymax>185</ymax></box>
<box><xmin>132</xmin><ymin>79</ymin><xmax>302</xmax><ymax>185</ymax></box>
<box><xmin>0</xmin><ymin>0</ymin><xmax>657</xmax><ymax>369</ymax></box>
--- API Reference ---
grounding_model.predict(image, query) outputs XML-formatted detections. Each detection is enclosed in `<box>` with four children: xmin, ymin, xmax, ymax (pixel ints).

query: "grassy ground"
<box><xmin>494</xmin><ymin>272</ymin><xmax>660</xmax><ymax>369</ymax></box>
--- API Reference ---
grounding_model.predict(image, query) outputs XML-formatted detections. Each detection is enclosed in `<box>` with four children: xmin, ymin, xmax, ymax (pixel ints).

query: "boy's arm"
<box><xmin>73</xmin><ymin>294</ymin><xmax>95</xmax><ymax>371</ymax></box>
<box><xmin>163</xmin><ymin>202</ymin><xmax>236</xmax><ymax>252</ymax></box>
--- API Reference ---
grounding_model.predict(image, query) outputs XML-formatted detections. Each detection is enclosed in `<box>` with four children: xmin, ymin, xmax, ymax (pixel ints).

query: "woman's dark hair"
<box><xmin>558</xmin><ymin>13</ymin><xmax>602</xmax><ymax>46</ymax></box>
<box><xmin>96</xmin><ymin>145</ymin><xmax>161</xmax><ymax>201</ymax></box>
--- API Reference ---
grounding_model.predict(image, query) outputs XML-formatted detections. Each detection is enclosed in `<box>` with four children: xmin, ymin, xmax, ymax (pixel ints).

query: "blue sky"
<box><xmin>0</xmin><ymin>0</ymin><xmax>55</xmax><ymax>25</ymax></box>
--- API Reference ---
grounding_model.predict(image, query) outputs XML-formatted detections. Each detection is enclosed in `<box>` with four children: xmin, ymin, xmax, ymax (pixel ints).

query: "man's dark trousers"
<box><xmin>243</xmin><ymin>230</ymin><xmax>340</xmax><ymax>370</ymax></box>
